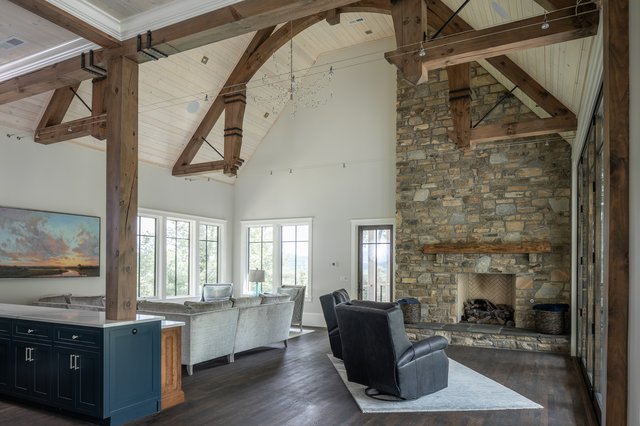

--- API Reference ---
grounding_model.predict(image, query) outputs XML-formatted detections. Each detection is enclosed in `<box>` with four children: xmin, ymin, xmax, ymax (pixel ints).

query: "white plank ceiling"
<box><xmin>0</xmin><ymin>0</ymin><xmax>598</xmax><ymax>183</ymax></box>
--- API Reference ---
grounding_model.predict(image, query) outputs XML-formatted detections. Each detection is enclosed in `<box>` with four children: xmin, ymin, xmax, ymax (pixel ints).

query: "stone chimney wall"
<box><xmin>395</xmin><ymin>63</ymin><xmax>572</xmax><ymax>328</ymax></box>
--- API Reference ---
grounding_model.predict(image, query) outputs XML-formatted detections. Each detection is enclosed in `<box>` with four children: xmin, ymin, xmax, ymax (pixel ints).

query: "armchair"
<box><xmin>319</xmin><ymin>289</ymin><xmax>350</xmax><ymax>359</ymax></box>
<box><xmin>278</xmin><ymin>285</ymin><xmax>306</xmax><ymax>332</ymax></box>
<box><xmin>335</xmin><ymin>301</ymin><xmax>449</xmax><ymax>400</ymax></box>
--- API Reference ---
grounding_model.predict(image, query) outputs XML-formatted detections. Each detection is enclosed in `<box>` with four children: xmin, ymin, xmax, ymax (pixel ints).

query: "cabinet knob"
<box><xmin>132</xmin><ymin>328</ymin><xmax>137</xmax><ymax>335</ymax></box>
<box><xmin>72</xmin><ymin>335</ymin><xmax>79</xmax><ymax>340</ymax></box>
<box><xmin>27</xmin><ymin>329</ymin><xmax>34</xmax><ymax>334</ymax></box>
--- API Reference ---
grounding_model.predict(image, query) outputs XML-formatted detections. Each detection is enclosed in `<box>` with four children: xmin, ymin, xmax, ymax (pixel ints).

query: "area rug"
<box><xmin>328</xmin><ymin>355</ymin><xmax>542</xmax><ymax>413</ymax></box>
<box><xmin>288</xmin><ymin>328</ymin><xmax>315</xmax><ymax>339</ymax></box>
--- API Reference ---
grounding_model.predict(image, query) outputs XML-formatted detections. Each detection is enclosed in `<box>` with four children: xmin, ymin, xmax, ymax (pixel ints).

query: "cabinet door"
<box><xmin>13</xmin><ymin>341</ymin><xmax>52</xmax><ymax>401</ymax></box>
<box><xmin>53</xmin><ymin>347</ymin><xmax>102</xmax><ymax>416</ymax></box>
<box><xmin>75</xmin><ymin>348</ymin><xmax>101</xmax><ymax>415</ymax></box>
<box><xmin>0</xmin><ymin>338</ymin><xmax>10</xmax><ymax>392</ymax></box>
<box><xmin>53</xmin><ymin>347</ymin><xmax>76</xmax><ymax>409</ymax></box>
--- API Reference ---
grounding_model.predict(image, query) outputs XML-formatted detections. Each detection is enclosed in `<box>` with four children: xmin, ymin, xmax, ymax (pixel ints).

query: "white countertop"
<box><xmin>161</xmin><ymin>320</ymin><xmax>185</xmax><ymax>329</ymax></box>
<box><xmin>0</xmin><ymin>303</ymin><xmax>163</xmax><ymax>328</ymax></box>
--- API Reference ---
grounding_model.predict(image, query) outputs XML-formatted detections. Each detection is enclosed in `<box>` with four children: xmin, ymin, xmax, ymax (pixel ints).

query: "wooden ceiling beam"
<box><xmin>34</xmin><ymin>113</ymin><xmax>106</xmax><ymax>145</ymax></box>
<box><xmin>447</xmin><ymin>63</ymin><xmax>471</xmax><ymax>150</ymax></box>
<box><xmin>0</xmin><ymin>52</ymin><xmax>104</xmax><ymax>105</ymax></box>
<box><xmin>91</xmin><ymin>78</ymin><xmax>107</xmax><ymax>140</ymax></box>
<box><xmin>0</xmin><ymin>0</ymin><xmax>357</xmax><ymax>105</ymax></box>
<box><xmin>8</xmin><ymin>0</ymin><xmax>121</xmax><ymax>48</ymax></box>
<box><xmin>469</xmin><ymin>114</ymin><xmax>577</xmax><ymax>145</ymax></box>
<box><xmin>387</xmin><ymin>0</ymin><xmax>428</xmax><ymax>84</ymax></box>
<box><xmin>415</xmin><ymin>6</ymin><xmax>599</xmax><ymax>71</ymax></box>
<box><xmin>36</xmin><ymin>84</ymin><xmax>79</xmax><ymax>129</ymax></box>
<box><xmin>426</xmin><ymin>0</ymin><xmax>575</xmax><ymax>119</ymax></box>
<box><xmin>173</xmin><ymin>15</ymin><xmax>324</xmax><ymax>177</ymax></box>
<box><xmin>533</xmin><ymin>0</ymin><xmax>577</xmax><ymax>12</ymax></box>
<box><xmin>172</xmin><ymin>160</ymin><xmax>228</xmax><ymax>176</ymax></box>
<box><xmin>110</xmin><ymin>0</ymin><xmax>361</xmax><ymax>63</ymax></box>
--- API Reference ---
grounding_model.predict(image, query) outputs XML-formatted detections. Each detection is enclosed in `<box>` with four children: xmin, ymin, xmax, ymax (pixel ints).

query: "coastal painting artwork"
<box><xmin>0</xmin><ymin>206</ymin><xmax>100</xmax><ymax>278</ymax></box>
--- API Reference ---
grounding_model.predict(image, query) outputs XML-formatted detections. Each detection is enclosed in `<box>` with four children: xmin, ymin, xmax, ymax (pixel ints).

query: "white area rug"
<box><xmin>328</xmin><ymin>355</ymin><xmax>543</xmax><ymax>413</ymax></box>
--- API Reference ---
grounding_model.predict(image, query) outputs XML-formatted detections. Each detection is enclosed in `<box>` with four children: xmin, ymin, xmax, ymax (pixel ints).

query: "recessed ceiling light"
<box><xmin>365</xmin><ymin>30</ymin><xmax>373</xmax><ymax>35</ymax></box>
<box><xmin>201</xmin><ymin>56</ymin><xmax>209</xmax><ymax>64</ymax></box>
<box><xmin>0</xmin><ymin>36</ymin><xmax>25</xmax><ymax>50</ymax></box>
<box><xmin>263</xmin><ymin>112</ymin><xmax>270</xmax><ymax>118</ymax></box>
<box><xmin>490</xmin><ymin>1</ymin><xmax>511</xmax><ymax>21</ymax></box>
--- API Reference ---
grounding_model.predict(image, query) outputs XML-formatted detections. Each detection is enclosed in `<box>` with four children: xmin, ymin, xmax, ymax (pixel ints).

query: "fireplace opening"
<box><xmin>458</xmin><ymin>273</ymin><xmax>516</xmax><ymax>327</ymax></box>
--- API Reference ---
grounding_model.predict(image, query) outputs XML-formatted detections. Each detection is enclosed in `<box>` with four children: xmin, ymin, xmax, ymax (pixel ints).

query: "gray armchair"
<box><xmin>335</xmin><ymin>300</ymin><xmax>449</xmax><ymax>400</ymax></box>
<box><xmin>278</xmin><ymin>285</ymin><xmax>306</xmax><ymax>332</ymax></box>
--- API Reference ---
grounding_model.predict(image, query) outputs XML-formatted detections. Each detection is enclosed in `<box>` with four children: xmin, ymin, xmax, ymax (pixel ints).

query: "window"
<box><xmin>136</xmin><ymin>216</ymin><xmax>157</xmax><ymax>298</ymax></box>
<box><xmin>136</xmin><ymin>209</ymin><xmax>226</xmax><ymax>299</ymax></box>
<box><xmin>242</xmin><ymin>219</ymin><xmax>312</xmax><ymax>298</ymax></box>
<box><xmin>200</xmin><ymin>223</ymin><xmax>219</xmax><ymax>284</ymax></box>
<box><xmin>166</xmin><ymin>219</ymin><xmax>191</xmax><ymax>297</ymax></box>
<box><xmin>248</xmin><ymin>226</ymin><xmax>274</xmax><ymax>292</ymax></box>
<box><xmin>281</xmin><ymin>225</ymin><xmax>309</xmax><ymax>287</ymax></box>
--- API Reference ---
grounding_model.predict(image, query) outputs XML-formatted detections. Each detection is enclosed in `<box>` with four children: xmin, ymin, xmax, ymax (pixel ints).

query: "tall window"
<box><xmin>281</xmin><ymin>225</ymin><xmax>309</xmax><ymax>286</ymax></box>
<box><xmin>136</xmin><ymin>216</ymin><xmax>157</xmax><ymax>298</ymax></box>
<box><xmin>166</xmin><ymin>219</ymin><xmax>191</xmax><ymax>297</ymax></box>
<box><xmin>199</xmin><ymin>223</ymin><xmax>219</xmax><ymax>284</ymax></box>
<box><xmin>135</xmin><ymin>209</ymin><xmax>226</xmax><ymax>300</ymax></box>
<box><xmin>248</xmin><ymin>226</ymin><xmax>274</xmax><ymax>292</ymax></box>
<box><xmin>242</xmin><ymin>219</ymin><xmax>312</xmax><ymax>297</ymax></box>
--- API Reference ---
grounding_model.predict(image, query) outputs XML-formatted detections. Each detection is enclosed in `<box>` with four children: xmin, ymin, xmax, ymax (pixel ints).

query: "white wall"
<box><xmin>628</xmin><ymin>0</ymin><xmax>639</xmax><ymax>422</ymax></box>
<box><xmin>0</xmin><ymin>128</ymin><xmax>234</xmax><ymax>304</ymax></box>
<box><xmin>234</xmin><ymin>38</ymin><xmax>397</xmax><ymax>326</ymax></box>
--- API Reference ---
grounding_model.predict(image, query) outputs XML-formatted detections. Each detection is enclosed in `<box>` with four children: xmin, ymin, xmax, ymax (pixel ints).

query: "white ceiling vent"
<box><xmin>348</xmin><ymin>17</ymin><xmax>365</xmax><ymax>25</ymax></box>
<box><xmin>0</xmin><ymin>37</ymin><xmax>25</xmax><ymax>50</ymax></box>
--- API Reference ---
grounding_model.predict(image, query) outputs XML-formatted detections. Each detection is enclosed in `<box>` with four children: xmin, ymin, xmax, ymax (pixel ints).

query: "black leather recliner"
<box><xmin>319</xmin><ymin>289</ymin><xmax>350</xmax><ymax>359</ymax></box>
<box><xmin>335</xmin><ymin>300</ymin><xmax>449</xmax><ymax>400</ymax></box>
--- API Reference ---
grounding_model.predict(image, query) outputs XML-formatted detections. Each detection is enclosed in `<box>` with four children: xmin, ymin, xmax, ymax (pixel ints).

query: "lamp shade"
<box><xmin>248</xmin><ymin>269</ymin><xmax>265</xmax><ymax>282</ymax></box>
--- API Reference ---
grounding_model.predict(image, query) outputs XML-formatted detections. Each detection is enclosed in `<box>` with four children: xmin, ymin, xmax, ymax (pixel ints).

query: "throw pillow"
<box><xmin>184</xmin><ymin>300</ymin><xmax>233</xmax><ymax>312</ymax></box>
<box><xmin>38</xmin><ymin>294</ymin><xmax>71</xmax><ymax>304</ymax></box>
<box><xmin>260</xmin><ymin>294</ymin><xmax>291</xmax><ymax>304</ymax></box>
<box><xmin>231</xmin><ymin>296</ymin><xmax>262</xmax><ymax>308</ymax></box>
<box><xmin>69</xmin><ymin>295</ymin><xmax>105</xmax><ymax>307</ymax></box>
<box><xmin>137</xmin><ymin>300</ymin><xmax>193</xmax><ymax>314</ymax></box>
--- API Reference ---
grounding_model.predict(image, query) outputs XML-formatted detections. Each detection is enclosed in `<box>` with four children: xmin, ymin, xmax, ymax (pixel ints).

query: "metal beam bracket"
<box><xmin>80</xmin><ymin>50</ymin><xmax>107</xmax><ymax>78</ymax></box>
<box><xmin>137</xmin><ymin>30</ymin><xmax>168</xmax><ymax>61</ymax></box>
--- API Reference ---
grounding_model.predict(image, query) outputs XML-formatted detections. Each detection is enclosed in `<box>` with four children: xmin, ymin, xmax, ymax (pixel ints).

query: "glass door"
<box><xmin>358</xmin><ymin>226</ymin><xmax>393</xmax><ymax>302</ymax></box>
<box><xmin>576</xmin><ymin>93</ymin><xmax>605</xmax><ymax>421</ymax></box>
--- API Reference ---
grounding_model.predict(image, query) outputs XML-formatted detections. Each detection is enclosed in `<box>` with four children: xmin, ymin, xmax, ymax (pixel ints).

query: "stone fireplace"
<box><xmin>457</xmin><ymin>273</ymin><xmax>515</xmax><ymax>325</ymax></box>
<box><xmin>394</xmin><ymin>63</ymin><xmax>572</xmax><ymax>331</ymax></box>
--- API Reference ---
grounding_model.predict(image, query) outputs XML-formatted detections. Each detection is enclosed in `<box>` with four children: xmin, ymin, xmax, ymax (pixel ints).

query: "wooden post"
<box><xmin>91</xmin><ymin>78</ymin><xmax>107</xmax><ymax>140</ymax></box>
<box><xmin>105</xmin><ymin>55</ymin><xmax>139</xmax><ymax>321</ymax></box>
<box><xmin>447</xmin><ymin>63</ymin><xmax>471</xmax><ymax>150</ymax></box>
<box><xmin>603</xmin><ymin>0</ymin><xmax>629</xmax><ymax>424</ymax></box>
<box><xmin>388</xmin><ymin>0</ymin><xmax>427</xmax><ymax>84</ymax></box>
<box><xmin>223</xmin><ymin>85</ymin><xmax>247</xmax><ymax>177</ymax></box>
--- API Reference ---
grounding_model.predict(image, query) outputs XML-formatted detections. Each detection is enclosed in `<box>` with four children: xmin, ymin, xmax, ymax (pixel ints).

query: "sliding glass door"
<box><xmin>576</xmin><ymin>94</ymin><xmax>605</xmax><ymax>420</ymax></box>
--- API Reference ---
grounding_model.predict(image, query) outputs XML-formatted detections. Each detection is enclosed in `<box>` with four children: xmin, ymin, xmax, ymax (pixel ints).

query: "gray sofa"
<box><xmin>137</xmin><ymin>295</ymin><xmax>294</xmax><ymax>375</ymax></box>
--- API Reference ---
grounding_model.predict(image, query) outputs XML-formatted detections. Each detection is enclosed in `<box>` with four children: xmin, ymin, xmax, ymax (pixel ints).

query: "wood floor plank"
<box><xmin>0</xmin><ymin>328</ymin><xmax>598</xmax><ymax>425</ymax></box>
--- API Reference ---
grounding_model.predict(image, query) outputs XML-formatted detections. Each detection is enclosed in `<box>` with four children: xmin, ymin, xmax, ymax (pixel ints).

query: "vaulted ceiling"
<box><xmin>0</xmin><ymin>0</ymin><xmax>599</xmax><ymax>183</ymax></box>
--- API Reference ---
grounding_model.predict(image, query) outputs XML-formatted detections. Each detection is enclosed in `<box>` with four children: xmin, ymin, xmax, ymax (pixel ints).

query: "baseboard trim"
<box><xmin>302</xmin><ymin>312</ymin><xmax>326</xmax><ymax>328</ymax></box>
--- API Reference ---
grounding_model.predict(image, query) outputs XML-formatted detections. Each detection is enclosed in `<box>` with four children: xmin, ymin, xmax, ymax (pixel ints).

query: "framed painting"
<box><xmin>0</xmin><ymin>206</ymin><xmax>100</xmax><ymax>278</ymax></box>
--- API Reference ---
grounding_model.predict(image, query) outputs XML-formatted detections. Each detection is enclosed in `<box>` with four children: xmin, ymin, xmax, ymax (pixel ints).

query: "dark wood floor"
<box><xmin>0</xmin><ymin>328</ymin><xmax>597</xmax><ymax>426</ymax></box>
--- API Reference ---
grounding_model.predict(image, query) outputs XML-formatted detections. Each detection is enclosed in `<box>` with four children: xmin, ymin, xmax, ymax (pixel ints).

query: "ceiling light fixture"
<box><xmin>201</xmin><ymin>56</ymin><xmax>209</xmax><ymax>64</ymax></box>
<box><xmin>419</xmin><ymin>42</ymin><xmax>426</xmax><ymax>57</ymax></box>
<box><xmin>541</xmin><ymin>12</ymin><xmax>550</xmax><ymax>30</ymax></box>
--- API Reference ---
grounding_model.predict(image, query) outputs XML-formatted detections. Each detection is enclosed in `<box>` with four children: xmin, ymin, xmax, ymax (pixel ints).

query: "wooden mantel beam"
<box><xmin>422</xmin><ymin>242</ymin><xmax>552</xmax><ymax>254</ymax></box>
<box><xmin>470</xmin><ymin>115</ymin><xmax>577</xmax><ymax>145</ymax></box>
<box><xmin>415</xmin><ymin>6</ymin><xmax>599</xmax><ymax>71</ymax></box>
<box><xmin>9</xmin><ymin>0</ymin><xmax>121</xmax><ymax>48</ymax></box>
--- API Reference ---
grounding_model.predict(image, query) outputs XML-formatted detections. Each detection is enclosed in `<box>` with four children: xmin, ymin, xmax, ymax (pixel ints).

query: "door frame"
<box><xmin>350</xmin><ymin>218</ymin><xmax>395</xmax><ymax>299</ymax></box>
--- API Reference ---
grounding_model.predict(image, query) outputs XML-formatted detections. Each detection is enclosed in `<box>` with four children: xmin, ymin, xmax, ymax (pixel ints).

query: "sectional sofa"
<box><xmin>137</xmin><ymin>295</ymin><xmax>294</xmax><ymax>375</ymax></box>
